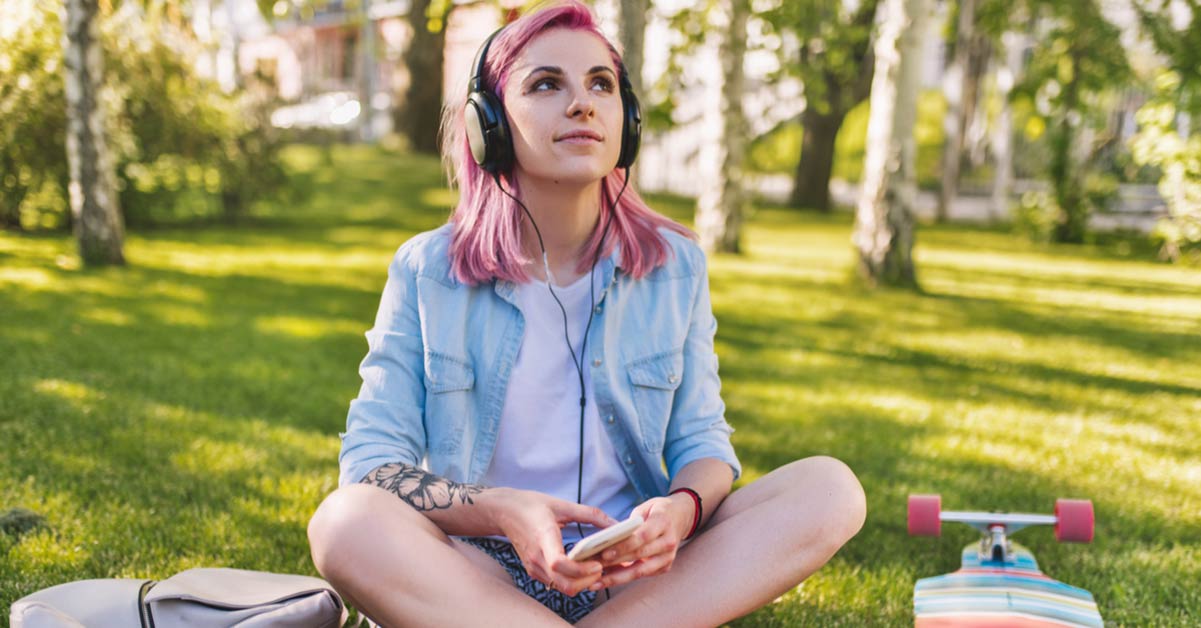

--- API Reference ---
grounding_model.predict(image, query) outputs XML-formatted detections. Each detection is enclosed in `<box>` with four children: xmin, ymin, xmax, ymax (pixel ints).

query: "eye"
<box><xmin>592</xmin><ymin>77</ymin><xmax>615</xmax><ymax>92</ymax></box>
<box><xmin>532</xmin><ymin>77</ymin><xmax>558</xmax><ymax>92</ymax></box>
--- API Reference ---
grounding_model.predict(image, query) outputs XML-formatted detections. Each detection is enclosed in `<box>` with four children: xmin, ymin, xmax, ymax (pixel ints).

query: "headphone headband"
<box><xmin>469</xmin><ymin>27</ymin><xmax>502</xmax><ymax>94</ymax></box>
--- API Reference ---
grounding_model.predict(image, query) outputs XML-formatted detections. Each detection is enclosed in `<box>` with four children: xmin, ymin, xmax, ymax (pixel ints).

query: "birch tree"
<box><xmin>63</xmin><ymin>0</ymin><xmax>125</xmax><ymax>265</ymax></box>
<box><xmin>937</xmin><ymin>0</ymin><xmax>978</xmax><ymax>222</ymax></box>
<box><xmin>989</xmin><ymin>29</ymin><xmax>1025</xmax><ymax>220</ymax></box>
<box><xmin>696</xmin><ymin>0</ymin><xmax>749</xmax><ymax>254</ymax></box>
<box><xmin>852</xmin><ymin>0</ymin><xmax>929</xmax><ymax>287</ymax></box>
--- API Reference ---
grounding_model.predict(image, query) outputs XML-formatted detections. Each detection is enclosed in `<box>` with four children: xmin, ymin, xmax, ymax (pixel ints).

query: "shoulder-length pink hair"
<box><xmin>438</xmin><ymin>0</ymin><xmax>694</xmax><ymax>286</ymax></box>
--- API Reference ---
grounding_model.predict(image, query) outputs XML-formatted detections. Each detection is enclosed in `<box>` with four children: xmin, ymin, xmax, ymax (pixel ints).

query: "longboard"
<box><xmin>908</xmin><ymin>495</ymin><xmax>1103</xmax><ymax>627</ymax></box>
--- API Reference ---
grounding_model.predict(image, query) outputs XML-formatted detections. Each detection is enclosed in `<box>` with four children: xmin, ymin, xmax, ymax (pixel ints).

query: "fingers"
<box><xmin>590</xmin><ymin>552</ymin><xmax>675</xmax><ymax>590</ymax></box>
<box><xmin>552</xmin><ymin>555</ymin><xmax>602</xmax><ymax>580</ymax></box>
<box><xmin>604</xmin><ymin>533</ymin><xmax>678</xmax><ymax>566</ymax></box>
<box><xmin>555</xmin><ymin>501</ymin><xmax>618</xmax><ymax>528</ymax></box>
<box><xmin>596</xmin><ymin>513</ymin><xmax>670</xmax><ymax>567</ymax></box>
<box><xmin>522</xmin><ymin>540</ymin><xmax>604</xmax><ymax>597</ymax></box>
<box><xmin>548</xmin><ymin>557</ymin><xmax>604</xmax><ymax>596</ymax></box>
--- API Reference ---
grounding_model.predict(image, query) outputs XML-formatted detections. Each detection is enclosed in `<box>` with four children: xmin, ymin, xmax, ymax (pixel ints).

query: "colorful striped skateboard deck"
<box><xmin>914</xmin><ymin>543</ymin><xmax>1102</xmax><ymax>627</ymax></box>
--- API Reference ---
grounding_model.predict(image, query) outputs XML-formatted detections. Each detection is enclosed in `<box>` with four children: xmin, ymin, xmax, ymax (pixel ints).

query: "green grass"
<box><xmin>3</xmin><ymin>144</ymin><xmax>1200</xmax><ymax>625</ymax></box>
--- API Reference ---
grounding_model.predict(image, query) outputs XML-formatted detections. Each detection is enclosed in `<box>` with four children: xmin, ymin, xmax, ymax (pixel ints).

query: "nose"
<box><xmin>566</xmin><ymin>83</ymin><xmax>596</xmax><ymax>119</ymax></box>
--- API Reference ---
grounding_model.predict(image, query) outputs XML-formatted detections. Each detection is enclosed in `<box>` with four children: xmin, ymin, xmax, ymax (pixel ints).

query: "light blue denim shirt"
<box><xmin>338</xmin><ymin>223</ymin><xmax>741</xmax><ymax>502</ymax></box>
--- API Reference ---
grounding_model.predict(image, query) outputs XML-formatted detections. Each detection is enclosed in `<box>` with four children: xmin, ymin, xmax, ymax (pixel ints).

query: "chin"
<box><xmin>530</xmin><ymin>163</ymin><xmax>613</xmax><ymax>186</ymax></box>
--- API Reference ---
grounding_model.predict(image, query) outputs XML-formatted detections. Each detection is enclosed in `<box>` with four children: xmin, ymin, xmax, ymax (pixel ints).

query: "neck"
<box><xmin>512</xmin><ymin>169</ymin><xmax>604</xmax><ymax>286</ymax></box>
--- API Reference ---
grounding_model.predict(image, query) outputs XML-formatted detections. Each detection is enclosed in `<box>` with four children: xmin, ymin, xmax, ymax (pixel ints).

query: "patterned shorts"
<box><xmin>457</xmin><ymin>537</ymin><xmax>597</xmax><ymax>623</ymax></box>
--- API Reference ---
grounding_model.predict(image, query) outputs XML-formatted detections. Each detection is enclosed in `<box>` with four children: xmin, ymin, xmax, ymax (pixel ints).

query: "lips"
<box><xmin>556</xmin><ymin>130</ymin><xmax>603</xmax><ymax>142</ymax></box>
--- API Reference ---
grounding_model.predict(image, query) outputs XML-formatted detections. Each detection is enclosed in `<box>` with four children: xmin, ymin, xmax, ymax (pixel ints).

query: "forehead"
<box><xmin>511</xmin><ymin>27</ymin><xmax>616</xmax><ymax>74</ymax></box>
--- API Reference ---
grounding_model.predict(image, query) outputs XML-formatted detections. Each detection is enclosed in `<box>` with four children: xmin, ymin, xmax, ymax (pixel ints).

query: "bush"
<box><xmin>0</xmin><ymin>1</ymin><xmax>69</xmax><ymax>230</ymax></box>
<box><xmin>0</xmin><ymin>2</ymin><xmax>292</xmax><ymax>232</ymax></box>
<box><xmin>1130</xmin><ymin>72</ymin><xmax>1201</xmax><ymax>263</ymax></box>
<box><xmin>1012</xmin><ymin>189</ymin><xmax>1059</xmax><ymax>242</ymax></box>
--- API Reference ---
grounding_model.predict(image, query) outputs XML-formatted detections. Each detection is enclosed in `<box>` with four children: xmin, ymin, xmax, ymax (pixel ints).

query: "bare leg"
<box><xmin>579</xmin><ymin>456</ymin><xmax>867</xmax><ymax>627</ymax></box>
<box><xmin>308</xmin><ymin>484</ymin><xmax>571</xmax><ymax>627</ymax></box>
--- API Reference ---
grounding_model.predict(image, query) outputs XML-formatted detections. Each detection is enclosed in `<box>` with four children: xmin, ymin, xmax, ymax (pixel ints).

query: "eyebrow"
<box><xmin>524</xmin><ymin>65</ymin><xmax>617</xmax><ymax>83</ymax></box>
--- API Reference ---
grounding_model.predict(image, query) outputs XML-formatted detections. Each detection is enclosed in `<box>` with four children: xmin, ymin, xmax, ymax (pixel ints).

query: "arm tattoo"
<box><xmin>360</xmin><ymin>463</ymin><xmax>486</xmax><ymax>511</ymax></box>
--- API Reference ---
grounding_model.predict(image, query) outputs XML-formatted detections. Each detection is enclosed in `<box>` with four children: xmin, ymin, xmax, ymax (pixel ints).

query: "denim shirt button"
<box><xmin>606</xmin><ymin>415</ymin><xmax>615</xmax><ymax>424</ymax></box>
<box><xmin>667</xmin><ymin>373</ymin><xmax>678</xmax><ymax>383</ymax></box>
<box><xmin>592</xmin><ymin>358</ymin><xmax>602</xmax><ymax>367</ymax></box>
<box><xmin>624</xmin><ymin>455</ymin><xmax>634</xmax><ymax>465</ymax></box>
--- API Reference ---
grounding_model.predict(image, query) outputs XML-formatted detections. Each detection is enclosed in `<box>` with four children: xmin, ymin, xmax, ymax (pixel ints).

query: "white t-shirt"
<box><xmin>480</xmin><ymin>271</ymin><xmax>642</xmax><ymax>542</ymax></box>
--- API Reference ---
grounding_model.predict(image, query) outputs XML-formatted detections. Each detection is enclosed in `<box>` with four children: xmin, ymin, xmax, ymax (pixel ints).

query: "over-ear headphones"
<box><xmin>464</xmin><ymin>26</ymin><xmax>642</xmax><ymax>175</ymax></box>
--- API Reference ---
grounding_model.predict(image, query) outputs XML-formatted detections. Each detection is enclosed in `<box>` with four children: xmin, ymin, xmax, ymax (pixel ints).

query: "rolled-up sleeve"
<box><xmin>338</xmin><ymin>244</ymin><xmax>427</xmax><ymax>486</ymax></box>
<box><xmin>662</xmin><ymin>253</ymin><xmax>741</xmax><ymax>483</ymax></box>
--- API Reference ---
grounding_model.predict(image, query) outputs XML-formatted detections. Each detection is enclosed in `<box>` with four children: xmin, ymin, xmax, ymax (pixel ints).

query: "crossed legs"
<box><xmin>308</xmin><ymin>456</ymin><xmax>866</xmax><ymax>627</ymax></box>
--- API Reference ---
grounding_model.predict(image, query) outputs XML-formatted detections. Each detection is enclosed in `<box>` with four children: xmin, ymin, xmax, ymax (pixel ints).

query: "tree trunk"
<box><xmin>852</xmin><ymin>0</ymin><xmax>928</xmax><ymax>288</ymax></box>
<box><xmin>618</xmin><ymin>0</ymin><xmax>647</xmax><ymax>97</ymax></box>
<box><xmin>359</xmin><ymin>0</ymin><xmax>377</xmax><ymax>142</ymax></box>
<box><xmin>937</xmin><ymin>0</ymin><xmax>975</xmax><ymax>222</ymax></box>
<box><xmin>790</xmin><ymin>107</ymin><xmax>845</xmax><ymax>211</ymax></box>
<box><xmin>618</xmin><ymin>0</ymin><xmax>648</xmax><ymax>185</ymax></box>
<box><xmin>990</xmin><ymin>31</ymin><xmax>1023</xmax><ymax>221</ymax></box>
<box><xmin>63</xmin><ymin>0</ymin><xmax>125</xmax><ymax>266</ymax></box>
<box><xmin>397</xmin><ymin>0</ymin><xmax>445</xmax><ymax>154</ymax></box>
<box><xmin>963</xmin><ymin>37</ymin><xmax>992</xmax><ymax>168</ymax></box>
<box><xmin>696</xmin><ymin>0</ymin><xmax>748</xmax><ymax>254</ymax></box>
<box><xmin>1051</xmin><ymin>49</ymin><xmax>1085</xmax><ymax>243</ymax></box>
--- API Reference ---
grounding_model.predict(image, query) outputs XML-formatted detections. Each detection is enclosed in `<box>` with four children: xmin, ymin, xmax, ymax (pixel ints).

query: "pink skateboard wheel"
<box><xmin>1055</xmin><ymin>499</ymin><xmax>1094</xmax><ymax>543</ymax></box>
<box><xmin>908</xmin><ymin>494</ymin><xmax>941</xmax><ymax>536</ymax></box>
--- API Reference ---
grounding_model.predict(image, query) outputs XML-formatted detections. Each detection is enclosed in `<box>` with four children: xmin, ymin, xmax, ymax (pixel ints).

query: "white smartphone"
<box><xmin>567</xmin><ymin>514</ymin><xmax>644</xmax><ymax>561</ymax></box>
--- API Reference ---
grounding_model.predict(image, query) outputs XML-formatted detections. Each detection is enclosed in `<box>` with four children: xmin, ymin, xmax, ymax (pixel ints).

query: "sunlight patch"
<box><xmin>0</xmin><ymin>266</ymin><xmax>53</xmax><ymax>288</ymax></box>
<box><xmin>146</xmin><ymin>303</ymin><xmax>211</xmax><ymax>327</ymax></box>
<box><xmin>171</xmin><ymin>437</ymin><xmax>267</xmax><ymax>475</ymax></box>
<box><xmin>32</xmin><ymin>379</ymin><xmax>102</xmax><ymax>405</ymax></box>
<box><xmin>80</xmin><ymin>307</ymin><xmax>133</xmax><ymax>327</ymax></box>
<box><xmin>255</xmin><ymin>315</ymin><xmax>360</xmax><ymax>339</ymax></box>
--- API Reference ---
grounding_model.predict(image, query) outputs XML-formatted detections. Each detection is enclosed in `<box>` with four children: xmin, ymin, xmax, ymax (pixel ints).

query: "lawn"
<box><xmin>2</xmin><ymin>144</ymin><xmax>1199</xmax><ymax>625</ymax></box>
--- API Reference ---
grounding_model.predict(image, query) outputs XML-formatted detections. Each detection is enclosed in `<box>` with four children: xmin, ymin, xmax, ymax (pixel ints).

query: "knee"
<box><xmin>814</xmin><ymin>456</ymin><xmax>867</xmax><ymax>541</ymax></box>
<box><xmin>791</xmin><ymin>456</ymin><xmax>866</xmax><ymax>543</ymax></box>
<box><xmin>308</xmin><ymin>484</ymin><xmax>382</xmax><ymax>582</ymax></box>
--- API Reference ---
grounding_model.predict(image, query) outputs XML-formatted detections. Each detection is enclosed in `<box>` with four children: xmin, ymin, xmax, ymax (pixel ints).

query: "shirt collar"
<box><xmin>493</xmin><ymin>240</ymin><xmax>622</xmax><ymax>305</ymax></box>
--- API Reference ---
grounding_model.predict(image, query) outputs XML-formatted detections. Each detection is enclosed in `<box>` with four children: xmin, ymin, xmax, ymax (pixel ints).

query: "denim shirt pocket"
<box><xmin>423</xmin><ymin>351</ymin><xmax>474</xmax><ymax>455</ymax></box>
<box><xmin>626</xmin><ymin>348</ymin><xmax>684</xmax><ymax>453</ymax></box>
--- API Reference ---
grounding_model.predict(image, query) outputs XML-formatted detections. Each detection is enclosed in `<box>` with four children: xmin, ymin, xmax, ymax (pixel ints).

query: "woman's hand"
<box><xmin>589</xmin><ymin>493</ymin><xmax>695</xmax><ymax>590</ymax></box>
<box><xmin>487</xmin><ymin>488</ymin><xmax>617</xmax><ymax>596</ymax></box>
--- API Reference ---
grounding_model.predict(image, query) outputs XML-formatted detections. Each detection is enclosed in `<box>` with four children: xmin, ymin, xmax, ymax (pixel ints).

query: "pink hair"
<box><xmin>438</xmin><ymin>0</ymin><xmax>694</xmax><ymax>286</ymax></box>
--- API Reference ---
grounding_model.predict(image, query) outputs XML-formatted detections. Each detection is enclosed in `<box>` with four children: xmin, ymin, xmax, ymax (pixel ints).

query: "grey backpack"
<box><xmin>10</xmin><ymin>568</ymin><xmax>347</xmax><ymax>627</ymax></box>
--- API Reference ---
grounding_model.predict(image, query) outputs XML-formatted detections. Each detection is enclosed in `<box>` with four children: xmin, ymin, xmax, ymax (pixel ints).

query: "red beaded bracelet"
<box><xmin>669</xmin><ymin>487</ymin><xmax>703</xmax><ymax>540</ymax></box>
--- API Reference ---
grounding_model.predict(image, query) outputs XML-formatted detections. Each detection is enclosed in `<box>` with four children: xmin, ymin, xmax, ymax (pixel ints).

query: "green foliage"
<box><xmin>0</xmin><ymin>1</ymin><xmax>69</xmax><ymax>230</ymax></box>
<box><xmin>1009</xmin><ymin>0</ymin><xmax>1132</xmax><ymax>243</ymax></box>
<box><xmin>0</xmin><ymin>1</ymin><xmax>291</xmax><ymax>232</ymax></box>
<box><xmin>1130</xmin><ymin>2</ymin><xmax>1201</xmax><ymax>263</ymax></box>
<box><xmin>1130</xmin><ymin>72</ymin><xmax>1201</xmax><ymax>263</ymax></box>
<box><xmin>1012</xmin><ymin>189</ymin><xmax>1060</xmax><ymax>242</ymax></box>
<box><xmin>758</xmin><ymin>0</ymin><xmax>879</xmax><ymax>116</ymax></box>
<box><xmin>1133</xmin><ymin>0</ymin><xmax>1201</xmax><ymax>117</ymax></box>
<box><xmin>2</xmin><ymin>145</ymin><xmax>1199</xmax><ymax>624</ymax></box>
<box><xmin>747</xmin><ymin>90</ymin><xmax>947</xmax><ymax>189</ymax></box>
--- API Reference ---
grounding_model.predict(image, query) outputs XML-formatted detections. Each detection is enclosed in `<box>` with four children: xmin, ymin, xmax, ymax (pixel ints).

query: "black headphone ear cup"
<box><xmin>465</xmin><ymin>89</ymin><xmax>514</xmax><ymax>174</ymax></box>
<box><xmin>617</xmin><ymin>73</ymin><xmax>642</xmax><ymax>170</ymax></box>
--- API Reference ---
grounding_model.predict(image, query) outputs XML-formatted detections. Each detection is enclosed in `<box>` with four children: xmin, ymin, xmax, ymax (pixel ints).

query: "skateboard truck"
<box><xmin>908</xmin><ymin>495</ymin><xmax>1094</xmax><ymax>563</ymax></box>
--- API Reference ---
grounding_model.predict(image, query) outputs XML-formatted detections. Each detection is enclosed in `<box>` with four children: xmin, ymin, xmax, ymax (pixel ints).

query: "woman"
<box><xmin>307</xmin><ymin>2</ymin><xmax>866</xmax><ymax>625</ymax></box>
